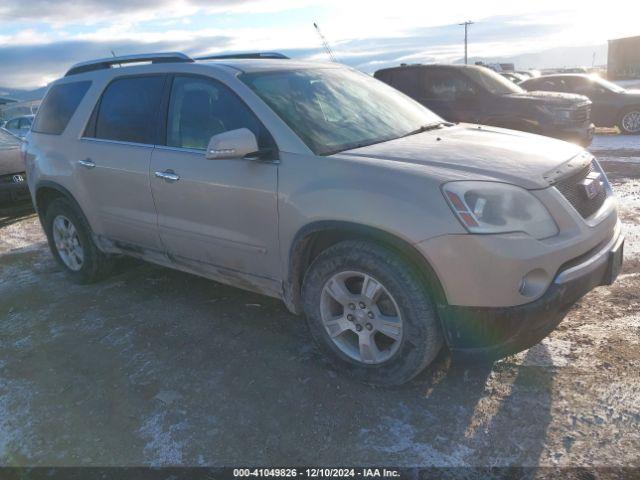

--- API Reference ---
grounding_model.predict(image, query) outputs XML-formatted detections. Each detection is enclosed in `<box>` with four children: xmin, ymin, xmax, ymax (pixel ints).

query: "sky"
<box><xmin>0</xmin><ymin>0</ymin><xmax>638</xmax><ymax>89</ymax></box>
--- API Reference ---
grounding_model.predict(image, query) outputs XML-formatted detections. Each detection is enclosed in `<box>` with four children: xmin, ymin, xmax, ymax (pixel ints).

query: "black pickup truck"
<box><xmin>374</xmin><ymin>64</ymin><xmax>595</xmax><ymax>146</ymax></box>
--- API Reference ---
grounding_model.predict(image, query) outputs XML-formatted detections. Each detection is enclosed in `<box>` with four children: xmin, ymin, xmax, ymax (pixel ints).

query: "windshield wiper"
<box><xmin>401</xmin><ymin>122</ymin><xmax>445</xmax><ymax>138</ymax></box>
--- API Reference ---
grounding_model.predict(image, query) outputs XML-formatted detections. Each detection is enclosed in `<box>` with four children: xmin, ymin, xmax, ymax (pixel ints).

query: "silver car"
<box><xmin>24</xmin><ymin>53</ymin><xmax>623</xmax><ymax>385</ymax></box>
<box><xmin>3</xmin><ymin>114</ymin><xmax>34</xmax><ymax>139</ymax></box>
<box><xmin>0</xmin><ymin>128</ymin><xmax>28</xmax><ymax>203</ymax></box>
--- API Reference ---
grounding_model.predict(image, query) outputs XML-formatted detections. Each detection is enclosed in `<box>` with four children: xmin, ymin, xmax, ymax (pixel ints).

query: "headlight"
<box><xmin>442</xmin><ymin>181</ymin><xmax>558</xmax><ymax>239</ymax></box>
<box><xmin>536</xmin><ymin>105</ymin><xmax>573</xmax><ymax>122</ymax></box>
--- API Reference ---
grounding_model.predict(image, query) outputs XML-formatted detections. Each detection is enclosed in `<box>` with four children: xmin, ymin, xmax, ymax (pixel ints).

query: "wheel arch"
<box><xmin>284</xmin><ymin>221</ymin><xmax>447</xmax><ymax>315</ymax></box>
<box><xmin>35</xmin><ymin>181</ymin><xmax>86</xmax><ymax>226</ymax></box>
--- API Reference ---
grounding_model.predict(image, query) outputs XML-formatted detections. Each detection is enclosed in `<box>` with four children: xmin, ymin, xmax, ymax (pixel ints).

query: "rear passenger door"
<box><xmin>149</xmin><ymin>75</ymin><xmax>280</xmax><ymax>292</ymax></box>
<box><xmin>77</xmin><ymin>75</ymin><xmax>166</xmax><ymax>251</ymax></box>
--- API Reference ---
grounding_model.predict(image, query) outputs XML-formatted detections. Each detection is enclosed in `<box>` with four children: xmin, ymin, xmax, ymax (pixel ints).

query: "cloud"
<box><xmin>0</xmin><ymin>0</ymin><xmax>635</xmax><ymax>89</ymax></box>
<box><xmin>0</xmin><ymin>0</ymin><xmax>309</xmax><ymax>25</ymax></box>
<box><xmin>0</xmin><ymin>35</ymin><xmax>232</xmax><ymax>88</ymax></box>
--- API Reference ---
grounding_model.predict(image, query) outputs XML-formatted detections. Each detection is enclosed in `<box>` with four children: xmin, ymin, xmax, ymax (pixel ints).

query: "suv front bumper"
<box><xmin>437</xmin><ymin>227</ymin><xmax>624</xmax><ymax>358</ymax></box>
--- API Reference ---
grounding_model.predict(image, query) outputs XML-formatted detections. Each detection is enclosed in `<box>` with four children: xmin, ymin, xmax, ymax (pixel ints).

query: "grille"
<box><xmin>0</xmin><ymin>172</ymin><xmax>26</xmax><ymax>184</ymax></box>
<box><xmin>572</xmin><ymin>104</ymin><xmax>590</xmax><ymax>123</ymax></box>
<box><xmin>554</xmin><ymin>161</ymin><xmax>607</xmax><ymax>218</ymax></box>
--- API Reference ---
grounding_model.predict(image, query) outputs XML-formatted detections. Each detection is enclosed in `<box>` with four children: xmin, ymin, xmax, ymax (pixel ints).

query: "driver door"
<box><xmin>149</xmin><ymin>75</ymin><xmax>281</xmax><ymax>294</ymax></box>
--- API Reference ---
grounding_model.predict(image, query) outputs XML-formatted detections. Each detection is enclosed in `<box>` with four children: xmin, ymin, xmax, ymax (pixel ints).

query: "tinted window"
<box><xmin>424</xmin><ymin>72</ymin><xmax>477</xmax><ymax>100</ymax></box>
<box><xmin>167</xmin><ymin>76</ymin><xmax>267</xmax><ymax>150</ymax></box>
<box><xmin>32</xmin><ymin>81</ymin><xmax>91</xmax><ymax>135</ymax></box>
<box><xmin>95</xmin><ymin>76</ymin><xmax>165</xmax><ymax>144</ymax></box>
<box><xmin>463</xmin><ymin>67</ymin><xmax>523</xmax><ymax>95</ymax></box>
<box><xmin>5</xmin><ymin>119</ymin><xmax>19</xmax><ymax>129</ymax></box>
<box><xmin>386</xmin><ymin>70</ymin><xmax>420</xmax><ymax>98</ymax></box>
<box><xmin>0</xmin><ymin>128</ymin><xmax>20</xmax><ymax>146</ymax></box>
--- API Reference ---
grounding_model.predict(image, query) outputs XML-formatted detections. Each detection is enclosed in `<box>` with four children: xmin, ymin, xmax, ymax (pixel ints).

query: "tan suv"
<box><xmin>25</xmin><ymin>52</ymin><xmax>624</xmax><ymax>385</ymax></box>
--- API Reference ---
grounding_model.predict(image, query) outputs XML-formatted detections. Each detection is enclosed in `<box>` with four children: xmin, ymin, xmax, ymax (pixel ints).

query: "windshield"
<box><xmin>0</xmin><ymin>128</ymin><xmax>21</xmax><ymax>147</ymax></box>
<box><xmin>464</xmin><ymin>67</ymin><xmax>525</xmax><ymax>95</ymax></box>
<box><xmin>593</xmin><ymin>76</ymin><xmax>626</xmax><ymax>93</ymax></box>
<box><xmin>240</xmin><ymin>67</ymin><xmax>443</xmax><ymax>155</ymax></box>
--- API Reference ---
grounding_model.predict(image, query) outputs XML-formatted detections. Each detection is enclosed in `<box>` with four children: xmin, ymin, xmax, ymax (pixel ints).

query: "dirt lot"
<box><xmin>1</xmin><ymin>135</ymin><xmax>639</xmax><ymax>468</ymax></box>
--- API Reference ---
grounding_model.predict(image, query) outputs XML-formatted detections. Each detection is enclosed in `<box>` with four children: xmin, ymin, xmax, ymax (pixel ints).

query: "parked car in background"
<box><xmin>3</xmin><ymin>114</ymin><xmax>34</xmax><ymax>138</ymax></box>
<box><xmin>0</xmin><ymin>128</ymin><xmax>28</xmax><ymax>203</ymax></box>
<box><xmin>374</xmin><ymin>64</ymin><xmax>595</xmax><ymax>146</ymax></box>
<box><xmin>520</xmin><ymin>74</ymin><xmax>640</xmax><ymax>134</ymax></box>
<box><xmin>517</xmin><ymin>70</ymin><xmax>541</xmax><ymax>79</ymax></box>
<box><xmin>501</xmin><ymin>72</ymin><xmax>527</xmax><ymax>84</ymax></box>
<box><xmin>25</xmin><ymin>53</ymin><xmax>622</xmax><ymax>385</ymax></box>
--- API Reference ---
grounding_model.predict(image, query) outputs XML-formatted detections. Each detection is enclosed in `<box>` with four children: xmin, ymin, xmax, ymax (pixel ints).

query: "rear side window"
<box><xmin>424</xmin><ymin>72</ymin><xmax>477</xmax><ymax>100</ymax></box>
<box><xmin>32</xmin><ymin>81</ymin><xmax>91</xmax><ymax>135</ymax></box>
<box><xmin>93</xmin><ymin>76</ymin><xmax>165</xmax><ymax>144</ymax></box>
<box><xmin>385</xmin><ymin>70</ymin><xmax>421</xmax><ymax>98</ymax></box>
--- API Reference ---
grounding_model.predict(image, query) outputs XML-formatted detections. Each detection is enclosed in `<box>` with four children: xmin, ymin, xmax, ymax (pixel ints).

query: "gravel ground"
<box><xmin>0</xmin><ymin>135</ymin><xmax>638</xmax><ymax>468</ymax></box>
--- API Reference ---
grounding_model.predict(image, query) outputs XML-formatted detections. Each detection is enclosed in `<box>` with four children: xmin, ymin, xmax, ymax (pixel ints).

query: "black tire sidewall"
<box><xmin>302</xmin><ymin>241</ymin><xmax>442</xmax><ymax>386</ymax></box>
<box><xmin>44</xmin><ymin>198</ymin><xmax>107</xmax><ymax>284</ymax></box>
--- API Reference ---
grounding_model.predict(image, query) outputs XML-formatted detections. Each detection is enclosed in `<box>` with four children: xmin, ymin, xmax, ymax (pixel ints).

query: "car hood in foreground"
<box><xmin>335</xmin><ymin>124</ymin><xmax>590</xmax><ymax>189</ymax></box>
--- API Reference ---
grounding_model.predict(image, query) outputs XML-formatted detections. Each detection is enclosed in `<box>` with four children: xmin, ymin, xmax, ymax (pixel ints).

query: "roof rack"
<box><xmin>196</xmin><ymin>52</ymin><xmax>289</xmax><ymax>61</ymax></box>
<box><xmin>65</xmin><ymin>52</ymin><xmax>193</xmax><ymax>77</ymax></box>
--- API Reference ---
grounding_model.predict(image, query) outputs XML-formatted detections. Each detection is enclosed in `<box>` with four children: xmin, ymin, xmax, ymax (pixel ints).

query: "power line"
<box><xmin>458</xmin><ymin>20</ymin><xmax>474</xmax><ymax>65</ymax></box>
<box><xmin>313</xmin><ymin>22</ymin><xmax>337</xmax><ymax>62</ymax></box>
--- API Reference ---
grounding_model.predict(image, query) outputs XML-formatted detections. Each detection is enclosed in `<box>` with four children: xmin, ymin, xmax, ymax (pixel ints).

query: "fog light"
<box><xmin>518</xmin><ymin>269</ymin><xmax>549</xmax><ymax>298</ymax></box>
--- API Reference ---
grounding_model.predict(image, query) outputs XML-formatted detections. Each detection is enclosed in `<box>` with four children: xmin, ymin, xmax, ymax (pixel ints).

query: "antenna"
<box><xmin>313</xmin><ymin>22</ymin><xmax>337</xmax><ymax>62</ymax></box>
<box><xmin>458</xmin><ymin>20</ymin><xmax>474</xmax><ymax>65</ymax></box>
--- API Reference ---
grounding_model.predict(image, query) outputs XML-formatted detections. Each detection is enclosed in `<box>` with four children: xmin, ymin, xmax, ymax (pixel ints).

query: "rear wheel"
<box><xmin>44</xmin><ymin>198</ymin><xmax>112</xmax><ymax>284</ymax></box>
<box><xmin>618</xmin><ymin>107</ymin><xmax>640</xmax><ymax>134</ymax></box>
<box><xmin>302</xmin><ymin>240</ymin><xmax>443</xmax><ymax>386</ymax></box>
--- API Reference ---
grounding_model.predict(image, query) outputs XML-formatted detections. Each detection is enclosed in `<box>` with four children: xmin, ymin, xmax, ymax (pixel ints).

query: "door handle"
<box><xmin>154</xmin><ymin>170</ymin><xmax>180</xmax><ymax>182</ymax></box>
<box><xmin>78</xmin><ymin>159</ymin><xmax>96</xmax><ymax>169</ymax></box>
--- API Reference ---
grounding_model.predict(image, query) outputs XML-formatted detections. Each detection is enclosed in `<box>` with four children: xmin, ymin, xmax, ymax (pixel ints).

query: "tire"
<box><xmin>43</xmin><ymin>197</ymin><xmax>112</xmax><ymax>284</ymax></box>
<box><xmin>617</xmin><ymin>107</ymin><xmax>640</xmax><ymax>135</ymax></box>
<box><xmin>301</xmin><ymin>240</ymin><xmax>443</xmax><ymax>386</ymax></box>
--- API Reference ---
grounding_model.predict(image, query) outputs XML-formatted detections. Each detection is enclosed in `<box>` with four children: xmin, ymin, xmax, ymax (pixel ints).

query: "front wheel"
<box><xmin>618</xmin><ymin>108</ymin><xmax>640</xmax><ymax>134</ymax></box>
<box><xmin>301</xmin><ymin>240</ymin><xmax>443</xmax><ymax>386</ymax></box>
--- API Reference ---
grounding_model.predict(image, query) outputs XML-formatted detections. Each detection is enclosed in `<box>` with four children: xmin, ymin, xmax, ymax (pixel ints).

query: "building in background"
<box><xmin>608</xmin><ymin>35</ymin><xmax>640</xmax><ymax>80</ymax></box>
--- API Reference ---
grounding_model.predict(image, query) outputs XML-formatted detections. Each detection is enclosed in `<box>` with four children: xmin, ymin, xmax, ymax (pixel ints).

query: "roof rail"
<box><xmin>65</xmin><ymin>52</ymin><xmax>193</xmax><ymax>77</ymax></box>
<box><xmin>196</xmin><ymin>52</ymin><xmax>289</xmax><ymax>61</ymax></box>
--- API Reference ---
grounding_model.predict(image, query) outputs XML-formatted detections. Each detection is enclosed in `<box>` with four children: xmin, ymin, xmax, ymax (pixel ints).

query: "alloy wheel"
<box><xmin>52</xmin><ymin>215</ymin><xmax>84</xmax><ymax>271</ymax></box>
<box><xmin>320</xmin><ymin>271</ymin><xmax>404</xmax><ymax>364</ymax></box>
<box><xmin>622</xmin><ymin>111</ymin><xmax>640</xmax><ymax>133</ymax></box>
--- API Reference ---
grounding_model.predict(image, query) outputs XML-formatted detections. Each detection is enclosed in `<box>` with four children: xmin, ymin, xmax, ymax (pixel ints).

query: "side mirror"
<box><xmin>206</xmin><ymin>128</ymin><xmax>258</xmax><ymax>160</ymax></box>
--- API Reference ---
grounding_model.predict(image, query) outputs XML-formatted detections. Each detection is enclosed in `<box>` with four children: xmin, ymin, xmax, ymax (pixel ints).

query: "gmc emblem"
<box><xmin>580</xmin><ymin>172</ymin><xmax>604</xmax><ymax>200</ymax></box>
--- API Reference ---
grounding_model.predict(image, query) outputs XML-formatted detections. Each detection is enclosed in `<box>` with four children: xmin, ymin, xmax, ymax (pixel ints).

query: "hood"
<box><xmin>623</xmin><ymin>89</ymin><xmax>640</xmax><ymax>97</ymax></box>
<box><xmin>506</xmin><ymin>90</ymin><xmax>591</xmax><ymax>107</ymax></box>
<box><xmin>0</xmin><ymin>146</ymin><xmax>24</xmax><ymax>176</ymax></box>
<box><xmin>0</xmin><ymin>129</ymin><xmax>23</xmax><ymax>176</ymax></box>
<box><xmin>334</xmin><ymin>124</ymin><xmax>590</xmax><ymax>189</ymax></box>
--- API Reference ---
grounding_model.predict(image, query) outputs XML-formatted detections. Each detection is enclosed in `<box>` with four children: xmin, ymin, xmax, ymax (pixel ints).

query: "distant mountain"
<box><xmin>0</xmin><ymin>86</ymin><xmax>47</xmax><ymax>102</ymax></box>
<box><xmin>465</xmin><ymin>44</ymin><xmax>608</xmax><ymax>70</ymax></box>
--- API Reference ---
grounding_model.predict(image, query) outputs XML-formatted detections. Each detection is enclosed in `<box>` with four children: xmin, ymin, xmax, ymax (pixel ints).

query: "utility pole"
<box><xmin>459</xmin><ymin>20</ymin><xmax>474</xmax><ymax>64</ymax></box>
<box><xmin>313</xmin><ymin>22</ymin><xmax>337</xmax><ymax>62</ymax></box>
